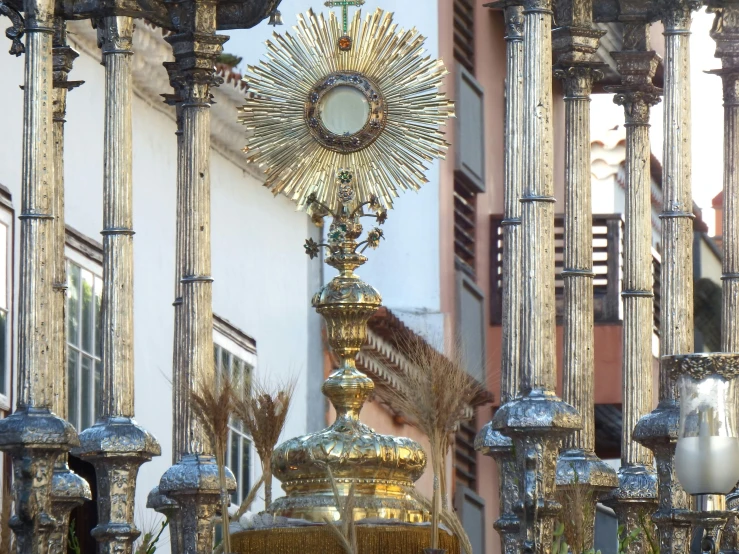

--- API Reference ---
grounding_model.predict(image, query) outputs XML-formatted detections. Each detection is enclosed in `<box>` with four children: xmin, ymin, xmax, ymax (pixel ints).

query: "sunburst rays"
<box><xmin>238</xmin><ymin>8</ymin><xmax>455</xmax><ymax>211</ymax></box>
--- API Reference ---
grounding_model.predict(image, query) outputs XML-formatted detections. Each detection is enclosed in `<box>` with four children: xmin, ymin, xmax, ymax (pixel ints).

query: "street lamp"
<box><xmin>668</xmin><ymin>353</ymin><xmax>739</xmax><ymax>553</ymax></box>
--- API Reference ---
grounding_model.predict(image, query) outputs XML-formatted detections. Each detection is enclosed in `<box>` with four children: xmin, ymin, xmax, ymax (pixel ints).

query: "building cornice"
<box><xmin>67</xmin><ymin>20</ymin><xmax>264</xmax><ymax>183</ymax></box>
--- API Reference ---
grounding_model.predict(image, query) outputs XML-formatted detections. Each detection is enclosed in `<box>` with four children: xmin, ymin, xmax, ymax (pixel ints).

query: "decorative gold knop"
<box><xmin>270</xmin><ymin>182</ymin><xmax>427</xmax><ymax>523</ymax></box>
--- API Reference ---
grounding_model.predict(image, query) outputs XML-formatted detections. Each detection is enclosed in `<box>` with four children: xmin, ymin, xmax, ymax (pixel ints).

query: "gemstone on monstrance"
<box><xmin>338</xmin><ymin>35</ymin><xmax>353</xmax><ymax>51</ymax></box>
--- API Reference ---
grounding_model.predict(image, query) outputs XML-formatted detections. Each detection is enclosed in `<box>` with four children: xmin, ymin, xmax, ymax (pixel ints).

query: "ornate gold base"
<box><xmin>231</xmin><ymin>524</ymin><xmax>460</xmax><ymax>554</ymax></box>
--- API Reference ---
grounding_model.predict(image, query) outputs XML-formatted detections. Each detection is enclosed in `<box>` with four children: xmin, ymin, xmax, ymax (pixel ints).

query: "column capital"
<box><xmin>53</xmin><ymin>19</ymin><xmax>82</xmax><ymax>92</ymax></box>
<box><xmin>483</xmin><ymin>0</ymin><xmax>525</xmax><ymax>10</ymax></box>
<box><xmin>613</xmin><ymin>90</ymin><xmax>662</xmax><ymax>124</ymax></box>
<box><xmin>523</xmin><ymin>0</ymin><xmax>553</xmax><ymax>14</ymax></box>
<box><xmin>503</xmin><ymin>5</ymin><xmax>524</xmax><ymax>41</ymax></box>
<box><xmin>657</xmin><ymin>0</ymin><xmax>701</xmax><ymax>32</ymax></box>
<box><xmin>95</xmin><ymin>15</ymin><xmax>134</xmax><ymax>55</ymax></box>
<box><xmin>554</xmin><ymin>63</ymin><xmax>605</xmax><ymax>97</ymax></box>
<box><xmin>164</xmin><ymin>32</ymin><xmax>227</xmax><ymax>103</ymax></box>
<box><xmin>709</xmin><ymin>3</ymin><xmax>739</xmax><ymax>67</ymax></box>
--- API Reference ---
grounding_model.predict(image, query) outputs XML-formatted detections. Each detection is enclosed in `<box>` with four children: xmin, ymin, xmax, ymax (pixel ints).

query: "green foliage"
<box><xmin>617</xmin><ymin>524</ymin><xmax>641</xmax><ymax>554</ymax></box>
<box><xmin>553</xmin><ymin>523</ymin><xmax>570</xmax><ymax>554</ymax></box>
<box><xmin>135</xmin><ymin>519</ymin><xmax>168</xmax><ymax>554</ymax></box>
<box><xmin>638</xmin><ymin>512</ymin><xmax>659</xmax><ymax>554</ymax></box>
<box><xmin>216</xmin><ymin>53</ymin><xmax>242</xmax><ymax>69</ymax></box>
<box><xmin>555</xmin><ymin>510</ymin><xmax>659</xmax><ymax>554</ymax></box>
<box><xmin>68</xmin><ymin>520</ymin><xmax>82</xmax><ymax>554</ymax></box>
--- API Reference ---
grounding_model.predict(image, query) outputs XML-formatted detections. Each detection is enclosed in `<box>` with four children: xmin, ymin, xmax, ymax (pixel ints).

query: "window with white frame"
<box><xmin>214</xmin><ymin>315</ymin><xmax>256</xmax><ymax>506</ymax></box>
<box><xmin>0</xmin><ymin>191</ymin><xmax>13</xmax><ymax>412</ymax></box>
<box><xmin>65</xmin><ymin>232</ymin><xmax>103</xmax><ymax>432</ymax></box>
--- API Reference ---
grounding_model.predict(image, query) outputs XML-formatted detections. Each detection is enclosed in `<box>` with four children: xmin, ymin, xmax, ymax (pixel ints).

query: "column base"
<box><xmin>147</xmin><ymin>485</ymin><xmax>181</xmax><ymax>554</ymax></box>
<box><xmin>602</xmin><ymin>465</ymin><xmax>658</xmax><ymax>554</ymax></box>
<box><xmin>491</xmin><ymin>389</ymin><xmax>581</xmax><ymax>554</ymax></box>
<box><xmin>49</xmin><ymin>461</ymin><xmax>91</xmax><ymax>554</ymax></box>
<box><xmin>0</xmin><ymin>406</ymin><xmax>79</xmax><ymax>552</ymax></box>
<box><xmin>73</xmin><ymin>416</ymin><xmax>161</xmax><ymax>551</ymax></box>
<box><xmin>475</xmin><ymin>421</ymin><xmax>520</xmax><ymax>554</ymax></box>
<box><xmin>492</xmin><ymin>389</ymin><xmax>581</xmax><ymax>434</ymax></box>
<box><xmin>556</xmin><ymin>448</ymin><xmax>618</xmax><ymax>491</ymax></box>
<box><xmin>160</xmin><ymin>453</ymin><xmax>236</xmax><ymax>554</ymax></box>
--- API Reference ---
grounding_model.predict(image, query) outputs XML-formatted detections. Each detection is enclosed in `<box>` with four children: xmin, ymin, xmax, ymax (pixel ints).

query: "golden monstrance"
<box><xmin>235</xmin><ymin>4</ymin><xmax>455</xmax><ymax>553</ymax></box>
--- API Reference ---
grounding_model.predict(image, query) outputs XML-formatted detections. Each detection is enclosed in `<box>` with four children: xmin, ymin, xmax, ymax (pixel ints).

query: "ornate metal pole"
<box><xmin>475</xmin><ymin>4</ymin><xmax>523</xmax><ymax>554</ymax></box>
<box><xmin>491</xmin><ymin>0</ymin><xmax>581</xmax><ymax>552</ymax></box>
<box><xmin>158</xmin><ymin>7</ymin><xmax>235</xmax><ymax>552</ymax></box>
<box><xmin>706</xmin><ymin>4</ymin><xmax>739</xmax><ymax>550</ymax></box>
<box><xmin>601</xmin><ymin>19</ymin><xmax>661</xmax><ymax>554</ymax></box>
<box><xmin>48</xmin><ymin>17</ymin><xmax>90</xmax><ymax>554</ymax></box>
<box><xmin>147</xmin><ymin>60</ymin><xmax>185</xmax><ymax>554</ymax></box>
<box><xmin>633</xmin><ymin>2</ymin><xmax>700</xmax><ymax>554</ymax></box>
<box><xmin>552</xmin><ymin>2</ymin><xmax>617</xmax><ymax>549</ymax></box>
<box><xmin>73</xmin><ymin>15</ymin><xmax>161</xmax><ymax>554</ymax></box>
<box><xmin>0</xmin><ymin>0</ymin><xmax>80</xmax><ymax>548</ymax></box>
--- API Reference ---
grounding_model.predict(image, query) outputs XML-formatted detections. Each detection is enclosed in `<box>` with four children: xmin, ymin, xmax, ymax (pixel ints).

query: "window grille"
<box><xmin>454</xmin><ymin>179</ymin><xmax>477</xmax><ymax>275</ymax></box>
<box><xmin>453</xmin><ymin>0</ymin><xmax>475</xmax><ymax>75</ymax></box>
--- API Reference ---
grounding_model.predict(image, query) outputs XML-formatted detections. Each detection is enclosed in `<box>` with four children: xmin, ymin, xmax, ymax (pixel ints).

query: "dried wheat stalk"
<box><xmin>556</xmin><ymin>480</ymin><xmax>595</xmax><ymax>554</ymax></box>
<box><xmin>234</xmin><ymin>475</ymin><xmax>265</xmax><ymax>519</ymax></box>
<box><xmin>232</xmin><ymin>377</ymin><xmax>296</xmax><ymax>509</ymax></box>
<box><xmin>323</xmin><ymin>466</ymin><xmax>358</xmax><ymax>554</ymax></box>
<box><xmin>380</xmin><ymin>335</ymin><xmax>483</xmax><ymax>549</ymax></box>
<box><xmin>190</xmin><ymin>374</ymin><xmax>236</xmax><ymax>554</ymax></box>
<box><xmin>405</xmin><ymin>486</ymin><xmax>473</xmax><ymax>554</ymax></box>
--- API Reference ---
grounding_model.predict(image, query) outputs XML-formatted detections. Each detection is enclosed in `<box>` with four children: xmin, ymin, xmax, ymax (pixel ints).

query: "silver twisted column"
<box><xmin>0</xmin><ymin>0</ymin><xmax>79</xmax><ymax>550</ymax></box>
<box><xmin>552</xmin><ymin>2</ymin><xmax>617</xmax><ymax>549</ymax></box>
<box><xmin>491</xmin><ymin>1</ymin><xmax>581</xmax><ymax>552</ymax></box>
<box><xmin>602</xmin><ymin>20</ymin><xmax>661</xmax><ymax>554</ymax></box>
<box><xmin>706</xmin><ymin>3</ymin><xmax>739</xmax><ymax>550</ymax></box>
<box><xmin>158</xmin><ymin>9</ymin><xmax>235</xmax><ymax>553</ymax></box>
<box><xmin>48</xmin><ymin>17</ymin><xmax>91</xmax><ymax>554</ymax></box>
<box><xmin>633</xmin><ymin>2</ymin><xmax>700</xmax><ymax>554</ymax></box>
<box><xmin>73</xmin><ymin>15</ymin><xmax>161</xmax><ymax>554</ymax></box>
<box><xmin>475</xmin><ymin>4</ymin><xmax>523</xmax><ymax>554</ymax></box>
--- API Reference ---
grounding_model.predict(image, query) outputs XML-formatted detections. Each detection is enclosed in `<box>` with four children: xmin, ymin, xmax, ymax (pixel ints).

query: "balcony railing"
<box><xmin>490</xmin><ymin>214</ymin><xmax>661</xmax><ymax>332</ymax></box>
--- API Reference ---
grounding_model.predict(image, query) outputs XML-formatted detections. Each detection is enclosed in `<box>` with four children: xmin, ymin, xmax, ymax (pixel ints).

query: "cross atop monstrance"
<box><xmin>324</xmin><ymin>0</ymin><xmax>364</xmax><ymax>34</ymax></box>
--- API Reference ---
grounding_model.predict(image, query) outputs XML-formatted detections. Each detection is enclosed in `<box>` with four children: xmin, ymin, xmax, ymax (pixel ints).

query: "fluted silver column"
<box><xmin>158</xmin><ymin>10</ymin><xmax>235</xmax><ymax>553</ymax></box>
<box><xmin>48</xmin><ymin>17</ymin><xmax>91</xmax><ymax>554</ymax></box>
<box><xmin>475</xmin><ymin>5</ymin><xmax>523</xmax><ymax>554</ymax></box>
<box><xmin>552</xmin><ymin>2</ymin><xmax>617</xmax><ymax>549</ymax></box>
<box><xmin>602</xmin><ymin>21</ymin><xmax>661</xmax><ymax>554</ymax></box>
<box><xmin>491</xmin><ymin>1</ymin><xmax>581</xmax><ymax>552</ymax></box>
<box><xmin>73</xmin><ymin>15</ymin><xmax>160</xmax><ymax>554</ymax></box>
<box><xmin>633</xmin><ymin>3</ymin><xmax>700</xmax><ymax>554</ymax></box>
<box><xmin>147</xmin><ymin>61</ymin><xmax>184</xmax><ymax>554</ymax></box>
<box><xmin>707</xmin><ymin>3</ymin><xmax>739</xmax><ymax>549</ymax></box>
<box><xmin>0</xmin><ymin>0</ymin><xmax>79</xmax><ymax>549</ymax></box>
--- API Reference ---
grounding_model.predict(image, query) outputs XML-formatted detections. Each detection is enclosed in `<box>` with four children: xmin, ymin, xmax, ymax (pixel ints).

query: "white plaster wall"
<box><xmin>0</xmin><ymin>25</ymin><xmax>317</xmax><ymax>535</ymax></box>
<box><xmin>225</xmin><ymin>0</ymin><xmax>445</xmax><ymax>339</ymax></box>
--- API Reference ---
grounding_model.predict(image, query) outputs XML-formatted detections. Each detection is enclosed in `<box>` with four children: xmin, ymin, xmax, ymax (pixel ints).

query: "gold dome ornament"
<box><xmin>270</xmin><ymin>183</ymin><xmax>428</xmax><ymax>522</ymax></box>
<box><xmin>238</xmin><ymin>7</ymin><xmax>454</xmax><ymax>211</ymax></box>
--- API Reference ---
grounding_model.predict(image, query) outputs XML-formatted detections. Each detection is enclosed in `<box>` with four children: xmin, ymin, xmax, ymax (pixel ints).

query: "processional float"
<box><xmin>4</xmin><ymin>0</ymin><xmax>739</xmax><ymax>552</ymax></box>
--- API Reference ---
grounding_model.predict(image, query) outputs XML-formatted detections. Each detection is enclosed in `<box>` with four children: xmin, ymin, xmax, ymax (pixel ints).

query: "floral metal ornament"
<box><xmin>238</xmin><ymin>8</ymin><xmax>454</xmax><ymax>211</ymax></box>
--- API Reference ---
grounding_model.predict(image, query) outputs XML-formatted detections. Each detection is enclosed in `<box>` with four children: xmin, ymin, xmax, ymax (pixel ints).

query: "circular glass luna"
<box><xmin>318</xmin><ymin>85</ymin><xmax>370</xmax><ymax>135</ymax></box>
